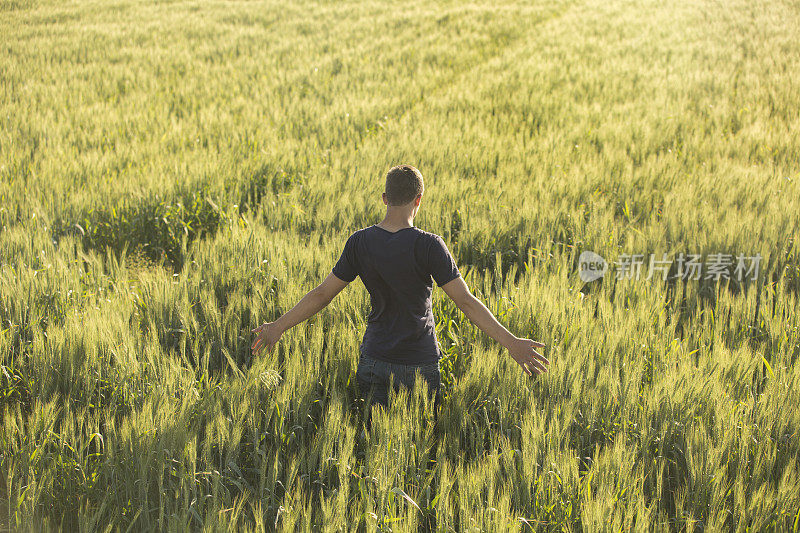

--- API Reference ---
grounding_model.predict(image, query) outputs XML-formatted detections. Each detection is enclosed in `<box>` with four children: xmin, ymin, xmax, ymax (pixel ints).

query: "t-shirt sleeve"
<box><xmin>428</xmin><ymin>234</ymin><xmax>461</xmax><ymax>287</ymax></box>
<box><xmin>331</xmin><ymin>232</ymin><xmax>359</xmax><ymax>282</ymax></box>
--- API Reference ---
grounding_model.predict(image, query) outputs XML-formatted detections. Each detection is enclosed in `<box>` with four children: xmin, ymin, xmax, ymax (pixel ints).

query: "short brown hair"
<box><xmin>385</xmin><ymin>165</ymin><xmax>424</xmax><ymax>206</ymax></box>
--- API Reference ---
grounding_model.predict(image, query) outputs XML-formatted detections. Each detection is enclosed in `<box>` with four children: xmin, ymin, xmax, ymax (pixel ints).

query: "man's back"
<box><xmin>331</xmin><ymin>224</ymin><xmax>461</xmax><ymax>365</ymax></box>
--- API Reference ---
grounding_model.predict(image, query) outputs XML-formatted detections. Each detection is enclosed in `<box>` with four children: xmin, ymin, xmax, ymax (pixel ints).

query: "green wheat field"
<box><xmin>2</xmin><ymin>0</ymin><xmax>800</xmax><ymax>530</ymax></box>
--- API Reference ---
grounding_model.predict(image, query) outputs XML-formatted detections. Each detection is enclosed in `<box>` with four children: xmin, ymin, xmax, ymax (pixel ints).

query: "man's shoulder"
<box><xmin>348</xmin><ymin>226</ymin><xmax>442</xmax><ymax>244</ymax></box>
<box><xmin>408</xmin><ymin>227</ymin><xmax>436</xmax><ymax>238</ymax></box>
<box><xmin>415</xmin><ymin>228</ymin><xmax>445</xmax><ymax>245</ymax></box>
<box><xmin>346</xmin><ymin>226</ymin><xmax>372</xmax><ymax>240</ymax></box>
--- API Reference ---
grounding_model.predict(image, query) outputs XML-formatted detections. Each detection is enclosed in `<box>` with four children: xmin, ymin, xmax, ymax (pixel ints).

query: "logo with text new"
<box><xmin>579</xmin><ymin>251</ymin><xmax>608</xmax><ymax>282</ymax></box>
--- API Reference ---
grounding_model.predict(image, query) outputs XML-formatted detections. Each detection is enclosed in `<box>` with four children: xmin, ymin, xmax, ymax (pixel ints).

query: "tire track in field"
<box><xmin>268</xmin><ymin>0</ymin><xmax>587</xmax><ymax>158</ymax></box>
<box><xmin>344</xmin><ymin>0</ymin><xmax>587</xmax><ymax>156</ymax></box>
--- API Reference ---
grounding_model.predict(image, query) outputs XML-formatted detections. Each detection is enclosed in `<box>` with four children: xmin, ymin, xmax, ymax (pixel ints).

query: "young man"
<box><xmin>251</xmin><ymin>165</ymin><xmax>549</xmax><ymax>412</ymax></box>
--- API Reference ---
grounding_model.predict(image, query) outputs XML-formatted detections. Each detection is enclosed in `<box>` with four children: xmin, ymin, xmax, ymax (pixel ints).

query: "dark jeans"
<box><xmin>356</xmin><ymin>353</ymin><xmax>442</xmax><ymax>415</ymax></box>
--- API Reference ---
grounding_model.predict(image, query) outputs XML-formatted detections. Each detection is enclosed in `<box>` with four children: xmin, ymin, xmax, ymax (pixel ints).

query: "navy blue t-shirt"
<box><xmin>331</xmin><ymin>224</ymin><xmax>461</xmax><ymax>365</ymax></box>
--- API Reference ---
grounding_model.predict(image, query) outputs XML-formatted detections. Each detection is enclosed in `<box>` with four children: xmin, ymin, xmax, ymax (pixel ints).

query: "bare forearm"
<box><xmin>460</xmin><ymin>296</ymin><xmax>516</xmax><ymax>348</ymax></box>
<box><xmin>441</xmin><ymin>278</ymin><xmax>548</xmax><ymax>375</ymax></box>
<box><xmin>274</xmin><ymin>289</ymin><xmax>329</xmax><ymax>333</ymax></box>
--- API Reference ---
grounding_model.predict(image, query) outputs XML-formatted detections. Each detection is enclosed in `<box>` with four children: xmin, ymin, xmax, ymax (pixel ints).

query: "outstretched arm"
<box><xmin>251</xmin><ymin>272</ymin><xmax>349</xmax><ymax>358</ymax></box>
<box><xmin>440</xmin><ymin>276</ymin><xmax>549</xmax><ymax>376</ymax></box>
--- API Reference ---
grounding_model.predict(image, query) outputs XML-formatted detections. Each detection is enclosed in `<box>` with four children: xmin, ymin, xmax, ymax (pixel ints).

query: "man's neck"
<box><xmin>377</xmin><ymin>211</ymin><xmax>414</xmax><ymax>232</ymax></box>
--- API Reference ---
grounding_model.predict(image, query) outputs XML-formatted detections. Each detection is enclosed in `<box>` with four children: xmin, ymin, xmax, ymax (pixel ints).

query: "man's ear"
<box><xmin>382</xmin><ymin>192</ymin><xmax>388</xmax><ymax>205</ymax></box>
<box><xmin>414</xmin><ymin>194</ymin><xmax>422</xmax><ymax>207</ymax></box>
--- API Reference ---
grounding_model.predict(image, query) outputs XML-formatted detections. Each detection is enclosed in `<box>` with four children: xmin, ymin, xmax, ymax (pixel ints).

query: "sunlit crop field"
<box><xmin>2</xmin><ymin>0</ymin><xmax>800</xmax><ymax>530</ymax></box>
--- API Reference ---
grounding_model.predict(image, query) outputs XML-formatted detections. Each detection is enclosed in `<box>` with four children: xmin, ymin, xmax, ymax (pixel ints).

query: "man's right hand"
<box><xmin>506</xmin><ymin>337</ymin><xmax>549</xmax><ymax>376</ymax></box>
<box><xmin>251</xmin><ymin>321</ymin><xmax>284</xmax><ymax>359</ymax></box>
